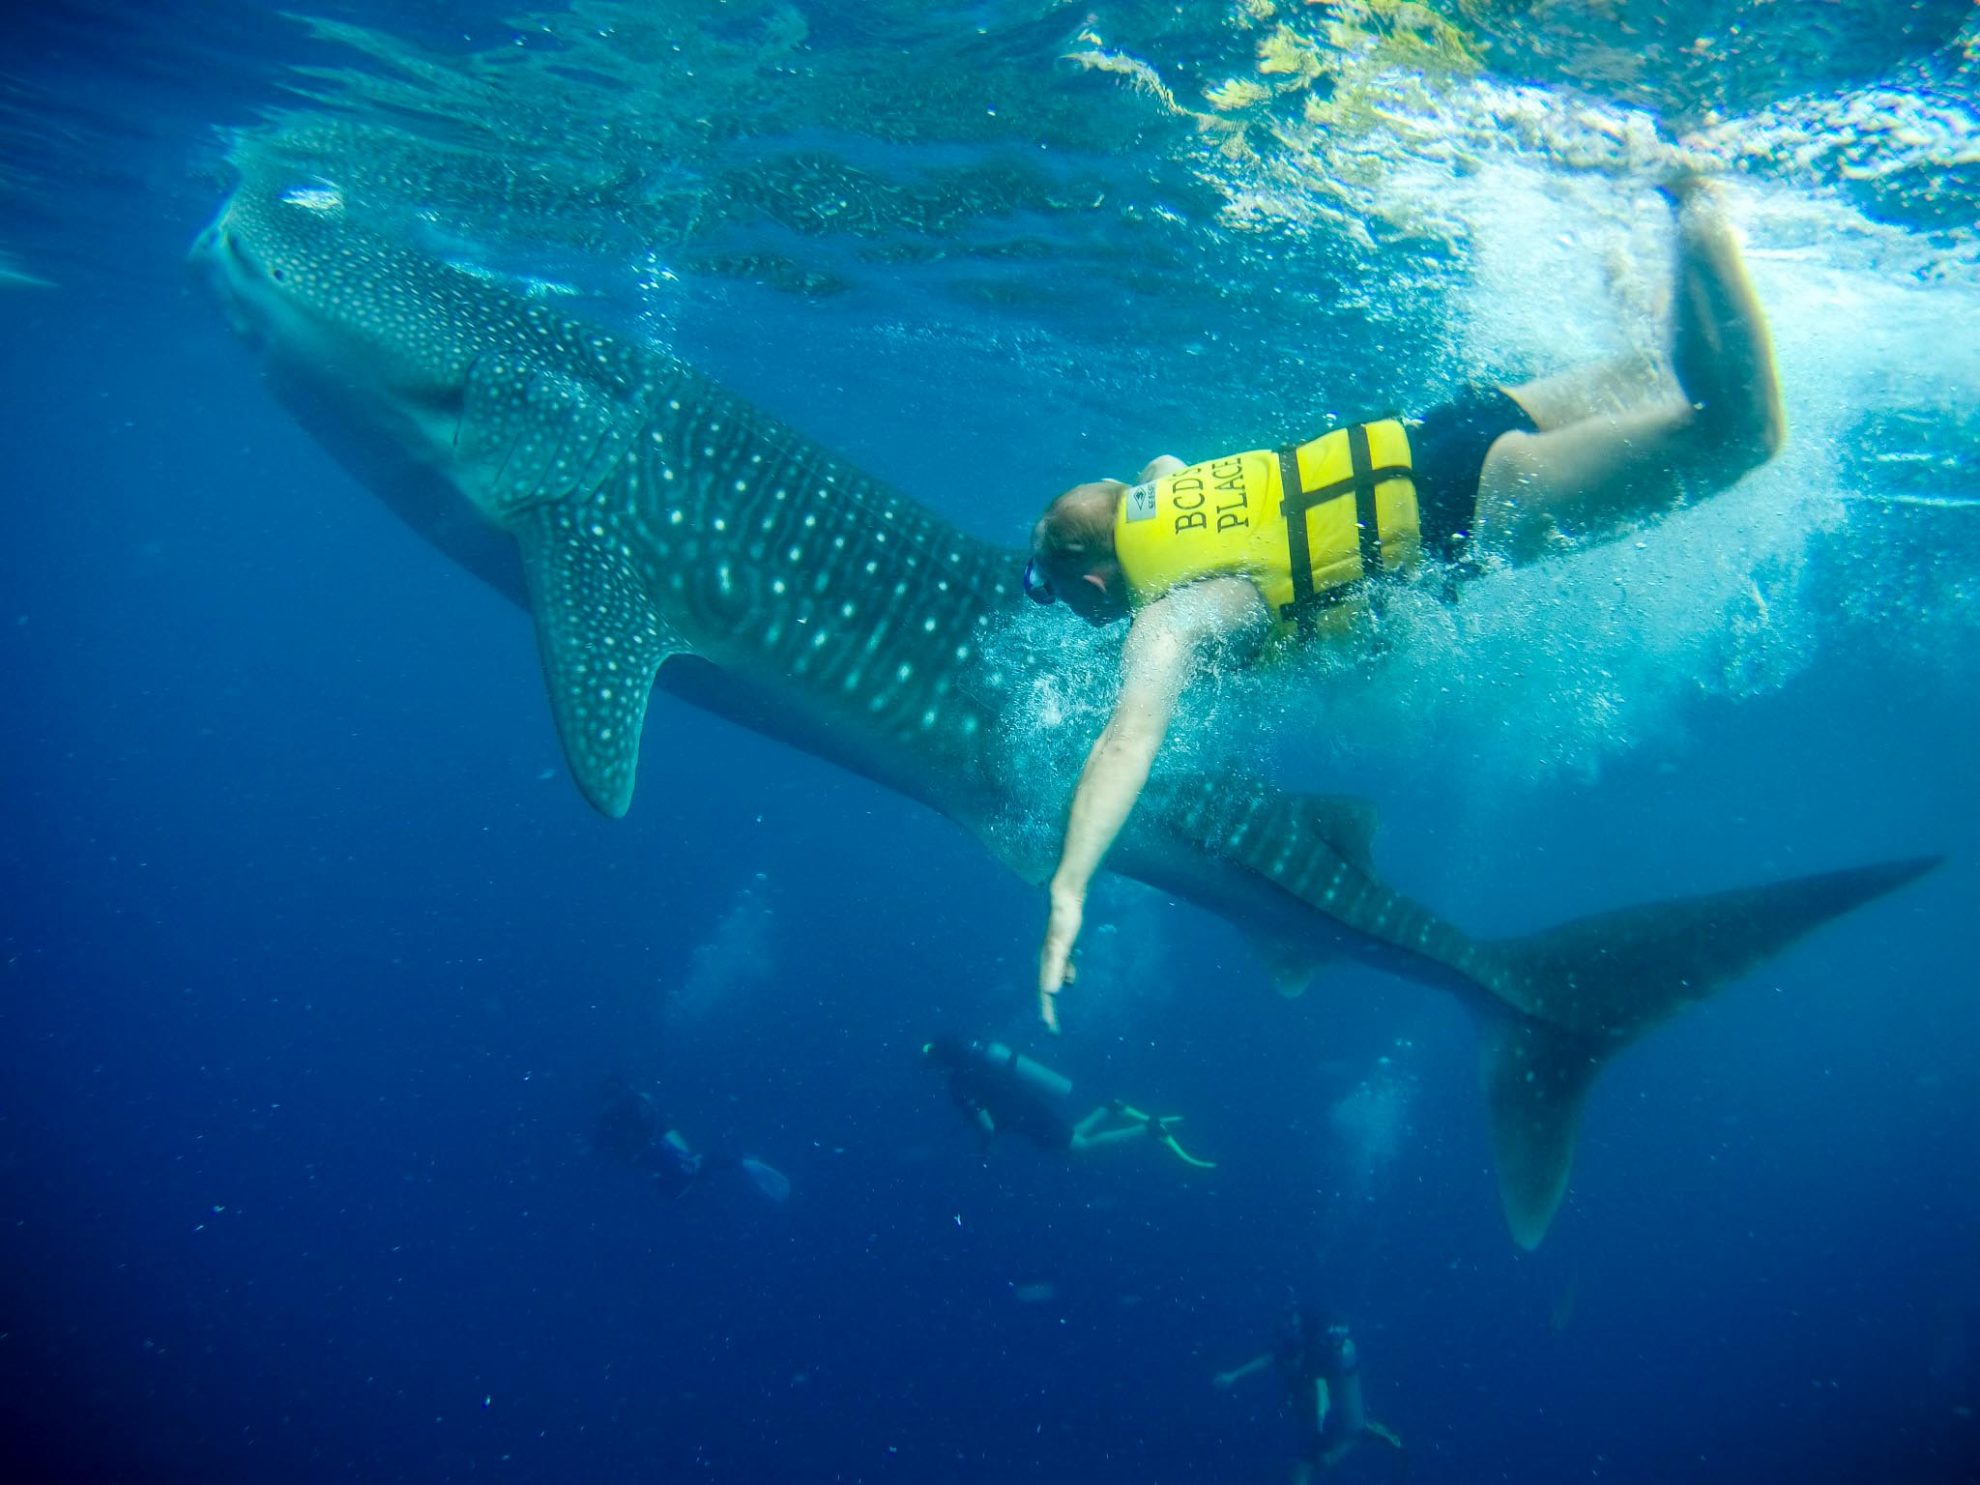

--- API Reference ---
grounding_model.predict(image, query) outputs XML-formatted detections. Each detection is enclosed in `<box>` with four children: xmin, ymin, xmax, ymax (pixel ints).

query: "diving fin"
<box><xmin>1155</xmin><ymin>1122</ymin><xmax>1218</xmax><ymax>1170</ymax></box>
<box><xmin>737</xmin><ymin>1156</ymin><xmax>791</xmax><ymax>1204</ymax></box>
<box><xmin>1117</xmin><ymin>1104</ymin><xmax>1218</xmax><ymax>1169</ymax></box>
<box><xmin>1363</xmin><ymin>1420</ymin><xmax>1403</xmax><ymax>1451</ymax></box>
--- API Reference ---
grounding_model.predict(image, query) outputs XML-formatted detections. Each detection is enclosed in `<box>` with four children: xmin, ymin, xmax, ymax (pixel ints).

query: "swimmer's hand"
<box><xmin>1212</xmin><ymin>1370</ymin><xmax>1238</xmax><ymax>1390</ymax></box>
<box><xmin>1038</xmin><ymin>883</ymin><xmax>1084</xmax><ymax>1032</ymax></box>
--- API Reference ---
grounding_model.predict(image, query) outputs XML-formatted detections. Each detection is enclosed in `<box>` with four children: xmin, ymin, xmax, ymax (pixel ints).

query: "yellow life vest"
<box><xmin>1112</xmin><ymin>419</ymin><xmax>1420</xmax><ymax>638</ymax></box>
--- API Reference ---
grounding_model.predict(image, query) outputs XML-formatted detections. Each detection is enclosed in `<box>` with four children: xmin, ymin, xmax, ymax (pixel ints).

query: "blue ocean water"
<box><xmin>2</xmin><ymin>2</ymin><xmax>1977</xmax><ymax>1481</ymax></box>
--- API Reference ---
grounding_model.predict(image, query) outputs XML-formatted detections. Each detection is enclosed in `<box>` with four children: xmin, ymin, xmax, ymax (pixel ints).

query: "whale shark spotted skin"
<box><xmin>196</xmin><ymin>158</ymin><xmax>1937</xmax><ymax>1248</ymax></box>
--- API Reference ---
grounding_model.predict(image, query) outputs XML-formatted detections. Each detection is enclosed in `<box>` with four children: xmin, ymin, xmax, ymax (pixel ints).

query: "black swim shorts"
<box><xmin>1407</xmin><ymin>385</ymin><xmax>1538</xmax><ymax>564</ymax></box>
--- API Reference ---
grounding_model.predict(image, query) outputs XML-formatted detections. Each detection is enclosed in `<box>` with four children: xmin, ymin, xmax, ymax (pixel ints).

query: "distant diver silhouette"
<box><xmin>921</xmin><ymin>1036</ymin><xmax>1213</xmax><ymax>1167</ymax></box>
<box><xmin>1216</xmin><ymin>1306</ymin><xmax>1403</xmax><ymax>1482</ymax></box>
<box><xmin>594</xmin><ymin>1080</ymin><xmax>789</xmax><ymax>1202</ymax></box>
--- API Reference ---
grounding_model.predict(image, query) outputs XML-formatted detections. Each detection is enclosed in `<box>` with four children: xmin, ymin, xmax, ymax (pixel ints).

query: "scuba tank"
<box><xmin>977</xmin><ymin>1039</ymin><xmax>1073</xmax><ymax>1100</ymax></box>
<box><xmin>921</xmin><ymin>1036</ymin><xmax>1074</xmax><ymax>1100</ymax></box>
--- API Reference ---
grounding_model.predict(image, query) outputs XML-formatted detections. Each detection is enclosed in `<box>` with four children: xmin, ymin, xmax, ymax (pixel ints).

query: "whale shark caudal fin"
<box><xmin>1474</xmin><ymin>1013</ymin><xmax>1605</xmax><ymax>1251</ymax></box>
<box><xmin>512</xmin><ymin>504</ymin><xmax>685</xmax><ymax>818</ymax></box>
<box><xmin>1478</xmin><ymin>854</ymin><xmax>1941</xmax><ymax>1248</ymax></box>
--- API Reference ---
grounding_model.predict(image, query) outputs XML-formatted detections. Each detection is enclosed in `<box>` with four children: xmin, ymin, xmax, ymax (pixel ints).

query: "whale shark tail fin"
<box><xmin>1473</xmin><ymin>1011</ymin><xmax>1606</xmax><ymax>1251</ymax></box>
<box><xmin>1480</xmin><ymin>854</ymin><xmax>1940</xmax><ymax>1248</ymax></box>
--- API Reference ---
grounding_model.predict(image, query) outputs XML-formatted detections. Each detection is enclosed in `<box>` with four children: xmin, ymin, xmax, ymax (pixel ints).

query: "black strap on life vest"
<box><xmin>1276</xmin><ymin>422</ymin><xmax>1412</xmax><ymax>636</ymax></box>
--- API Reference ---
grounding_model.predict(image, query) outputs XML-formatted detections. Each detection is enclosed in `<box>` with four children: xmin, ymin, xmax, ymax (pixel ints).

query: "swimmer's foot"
<box><xmin>1652</xmin><ymin>163</ymin><xmax>1712</xmax><ymax>211</ymax></box>
<box><xmin>1666</xmin><ymin>178</ymin><xmax>1787</xmax><ymax>466</ymax></box>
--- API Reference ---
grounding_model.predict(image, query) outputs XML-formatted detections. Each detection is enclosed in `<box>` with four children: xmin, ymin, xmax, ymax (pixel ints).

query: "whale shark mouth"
<box><xmin>191</xmin><ymin>209</ymin><xmax>297</xmax><ymax>356</ymax></box>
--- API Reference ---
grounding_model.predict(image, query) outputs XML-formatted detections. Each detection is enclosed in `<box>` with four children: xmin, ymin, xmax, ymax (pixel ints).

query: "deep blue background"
<box><xmin>3</xmin><ymin>3</ymin><xmax>1977</xmax><ymax>1482</ymax></box>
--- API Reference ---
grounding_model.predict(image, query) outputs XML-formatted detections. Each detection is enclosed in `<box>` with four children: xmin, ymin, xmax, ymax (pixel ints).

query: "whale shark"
<box><xmin>195</xmin><ymin>152</ymin><xmax>1937</xmax><ymax>1248</ymax></box>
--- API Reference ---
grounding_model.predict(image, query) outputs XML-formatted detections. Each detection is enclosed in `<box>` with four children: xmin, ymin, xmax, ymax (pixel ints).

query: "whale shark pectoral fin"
<box><xmin>457</xmin><ymin>352</ymin><xmax>645</xmax><ymax>514</ymax></box>
<box><xmin>511</xmin><ymin>504</ymin><xmax>686</xmax><ymax>818</ymax></box>
<box><xmin>1478</xmin><ymin>1009</ymin><xmax>1604</xmax><ymax>1251</ymax></box>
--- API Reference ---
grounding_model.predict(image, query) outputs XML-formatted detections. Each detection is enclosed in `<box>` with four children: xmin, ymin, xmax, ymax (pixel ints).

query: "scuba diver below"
<box><xmin>593</xmin><ymin>1080</ymin><xmax>791</xmax><ymax>1203</ymax></box>
<box><xmin>921</xmin><ymin>1036</ymin><xmax>1214</xmax><ymax>1168</ymax></box>
<box><xmin>1216</xmin><ymin>1307</ymin><xmax>1404</xmax><ymax>1482</ymax></box>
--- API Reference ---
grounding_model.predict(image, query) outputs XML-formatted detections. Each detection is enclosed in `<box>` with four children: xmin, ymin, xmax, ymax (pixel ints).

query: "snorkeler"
<box><xmin>593</xmin><ymin>1080</ymin><xmax>791</xmax><ymax>1203</ymax></box>
<box><xmin>921</xmin><ymin>1035</ymin><xmax>1214</xmax><ymax>1167</ymax></box>
<box><xmin>1025</xmin><ymin>177</ymin><xmax>1786</xmax><ymax>1028</ymax></box>
<box><xmin>1215</xmin><ymin>1306</ymin><xmax>1404</xmax><ymax>1482</ymax></box>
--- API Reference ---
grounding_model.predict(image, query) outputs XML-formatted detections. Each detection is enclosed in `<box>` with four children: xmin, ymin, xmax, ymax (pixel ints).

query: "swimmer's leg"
<box><xmin>1068</xmin><ymin>1104</ymin><xmax>1214</xmax><ymax>1165</ymax></box>
<box><xmin>1471</xmin><ymin>403</ymin><xmax>1694</xmax><ymax>563</ymax></box>
<box><xmin>1070</xmin><ymin>1125</ymin><xmax>1149</xmax><ymax>1152</ymax></box>
<box><xmin>1068</xmin><ymin>1105</ymin><xmax>1144</xmax><ymax>1154</ymax></box>
<box><xmin>1473</xmin><ymin>181</ymin><xmax>1784</xmax><ymax>564</ymax></box>
<box><xmin>1665</xmin><ymin>176</ymin><xmax>1787</xmax><ymax>458</ymax></box>
<box><xmin>1071</xmin><ymin>1106</ymin><xmax>1112</xmax><ymax>1141</ymax></box>
<box><xmin>1364</xmin><ymin>1420</ymin><xmax>1408</xmax><ymax>1482</ymax></box>
<box><xmin>1497</xmin><ymin>350</ymin><xmax>1670</xmax><ymax>428</ymax></box>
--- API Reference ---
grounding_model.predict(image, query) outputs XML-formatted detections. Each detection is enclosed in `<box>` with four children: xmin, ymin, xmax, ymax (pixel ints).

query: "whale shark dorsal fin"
<box><xmin>1284</xmin><ymin>792</ymin><xmax>1380</xmax><ymax>876</ymax></box>
<box><xmin>457</xmin><ymin>351</ymin><xmax>646</xmax><ymax>514</ymax></box>
<box><xmin>511</xmin><ymin>504</ymin><xmax>686</xmax><ymax>818</ymax></box>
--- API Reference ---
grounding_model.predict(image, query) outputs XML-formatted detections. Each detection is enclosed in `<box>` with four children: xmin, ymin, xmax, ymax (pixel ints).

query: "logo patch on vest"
<box><xmin>1124</xmin><ymin>482</ymin><xmax>1158</xmax><ymax>523</ymax></box>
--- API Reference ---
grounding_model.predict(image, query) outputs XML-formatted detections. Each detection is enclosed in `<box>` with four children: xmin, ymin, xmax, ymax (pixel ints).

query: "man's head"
<box><xmin>1026</xmin><ymin>481</ymin><xmax>1131</xmax><ymax>625</ymax></box>
<box><xmin>593</xmin><ymin>1080</ymin><xmax>661</xmax><ymax>1162</ymax></box>
<box><xmin>921</xmin><ymin>1036</ymin><xmax>966</xmax><ymax>1071</ymax></box>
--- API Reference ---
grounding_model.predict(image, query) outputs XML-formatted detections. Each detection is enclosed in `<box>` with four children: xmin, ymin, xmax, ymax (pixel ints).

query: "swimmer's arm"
<box><xmin>1038</xmin><ymin>578</ymin><xmax>1260</xmax><ymax>1029</ymax></box>
<box><xmin>1314</xmin><ymin>1377</ymin><xmax>1331</xmax><ymax>1433</ymax></box>
<box><xmin>1213</xmin><ymin>1353</ymin><xmax>1274</xmax><ymax>1389</ymax></box>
